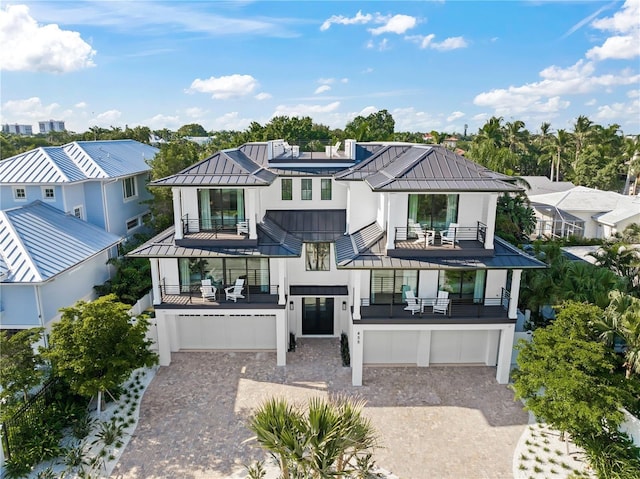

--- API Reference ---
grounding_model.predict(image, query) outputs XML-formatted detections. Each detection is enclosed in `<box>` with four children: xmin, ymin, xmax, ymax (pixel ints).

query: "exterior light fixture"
<box><xmin>289</xmin><ymin>301</ymin><xmax>294</xmax><ymax>310</ymax></box>
<box><xmin>342</xmin><ymin>301</ymin><xmax>347</xmax><ymax>311</ymax></box>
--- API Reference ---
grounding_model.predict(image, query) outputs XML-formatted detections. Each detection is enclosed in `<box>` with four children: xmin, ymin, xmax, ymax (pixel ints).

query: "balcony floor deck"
<box><xmin>158</xmin><ymin>293</ymin><xmax>282</xmax><ymax>310</ymax></box>
<box><xmin>358</xmin><ymin>303</ymin><xmax>511</xmax><ymax>324</ymax></box>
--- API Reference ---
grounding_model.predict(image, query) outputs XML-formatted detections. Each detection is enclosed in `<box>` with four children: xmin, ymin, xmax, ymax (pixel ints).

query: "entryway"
<box><xmin>302</xmin><ymin>297</ymin><xmax>334</xmax><ymax>335</ymax></box>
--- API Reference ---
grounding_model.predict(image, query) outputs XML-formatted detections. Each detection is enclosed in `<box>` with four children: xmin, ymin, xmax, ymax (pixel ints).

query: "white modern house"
<box><xmin>0</xmin><ymin>140</ymin><xmax>159</xmax><ymax>334</ymax></box>
<box><xmin>529</xmin><ymin>185</ymin><xmax>640</xmax><ymax>239</ymax></box>
<box><xmin>130</xmin><ymin>140</ymin><xmax>545</xmax><ymax>386</ymax></box>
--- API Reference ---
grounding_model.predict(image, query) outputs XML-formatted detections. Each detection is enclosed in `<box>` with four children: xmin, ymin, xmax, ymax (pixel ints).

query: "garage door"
<box><xmin>430</xmin><ymin>330</ymin><xmax>497</xmax><ymax>364</ymax></box>
<box><xmin>363</xmin><ymin>331</ymin><xmax>419</xmax><ymax>364</ymax></box>
<box><xmin>177</xmin><ymin>315</ymin><xmax>276</xmax><ymax>350</ymax></box>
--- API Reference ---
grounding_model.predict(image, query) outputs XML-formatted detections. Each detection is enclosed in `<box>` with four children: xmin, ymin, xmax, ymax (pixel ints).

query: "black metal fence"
<box><xmin>1</xmin><ymin>377</ymin><xmax>59</xmax><ymax>459</ymax></box>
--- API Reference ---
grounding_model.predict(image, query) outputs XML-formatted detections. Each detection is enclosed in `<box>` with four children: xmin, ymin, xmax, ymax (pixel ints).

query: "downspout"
<box><xmin>34</xmin><ymin>284</ymin><xmax>48</xmax><ymax>347</ymax></box>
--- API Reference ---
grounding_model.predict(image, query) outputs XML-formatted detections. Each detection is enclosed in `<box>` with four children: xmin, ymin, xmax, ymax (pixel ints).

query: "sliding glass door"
<box><xmin>198</xmin><ymin>188</ymin><xmax>245</xmax><ymax>231</ymax></box>
<box><xmin>408</xmin><ymin>194</ymin><xmax>458</xmax><ymax>231</ymax></box>
<box><xmin>370</xmin><ymin>270</ymin><xmax>418</xmax><ymax>304</ymax></box>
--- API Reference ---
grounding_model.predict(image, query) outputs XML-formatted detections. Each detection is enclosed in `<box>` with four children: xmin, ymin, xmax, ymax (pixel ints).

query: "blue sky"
<box><xmin>1</xmin><ymin>1</ymin><xmax>639</xmax><ymax>136</ymax></box>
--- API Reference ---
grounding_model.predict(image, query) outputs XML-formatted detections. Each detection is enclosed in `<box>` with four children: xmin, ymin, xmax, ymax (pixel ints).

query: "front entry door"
<box><xmin>302</xmin><ymin>298</ymin><xmax>334</xmax><ymax>335</ymax></box>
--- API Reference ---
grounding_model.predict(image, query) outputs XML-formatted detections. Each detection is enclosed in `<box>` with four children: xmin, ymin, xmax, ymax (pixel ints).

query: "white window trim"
<box><xmin>13</xmin><ymin>187</ymin><xmax>27</xmax><ymax>201</ymax></box>
<box><xmin>73</xmin><ymin>205</ymin><xmax>84</xmax><ymax>220</ymax></box>
<box><xmin>125</xmin><ymin>215</ymin><xmax>141</xmax><ymax>232</ymax></box>
<box><xmin>42</xmin><ymin>186</ymin><xmax>55</xmax><ymax>201</ymax></box>
<box><xmin>123</xmin><ymin>176</ymin><xmax>138</xmax><ymax>202</ymax></box>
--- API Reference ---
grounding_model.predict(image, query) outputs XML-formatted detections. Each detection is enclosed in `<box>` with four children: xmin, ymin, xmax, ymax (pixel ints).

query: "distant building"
<box><xmin>39</xmin><ymin>120</ymin><xmax>66</xmax><ymax>133</ymax></box>
<box><xmin>2</xmin><ymin>123</ymin><xmax>33</xmax><ymax>136</ymax></box>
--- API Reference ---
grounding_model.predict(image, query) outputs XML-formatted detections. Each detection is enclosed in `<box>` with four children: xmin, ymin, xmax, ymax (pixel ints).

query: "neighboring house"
<box><xmin>0</xmin><ymin>139</ymin><xmax>158</xmax><ymax>239</ymax></box>
<box><xmin>2</xmin><ymin>124</ymin><xmax>33</xmax><ymax>136</ymax></box>
<box><xmin>129</xmin><ymin>140</ymin><xmax>545</xmax><ymax>386</ymax></box>
<box><xmin>520</xmin><ymin>176</ymin><xmax>574</xmax><ymax>196</ymax></box>
<box><xmin>0</xmin><ymin>201</ymin><xmax>120</xmax><ymax>336</ymax></box>
<box><xmin>529</xmin><ymin>186</ymin><xmax>640</xmax><ymax>239</ymax></box>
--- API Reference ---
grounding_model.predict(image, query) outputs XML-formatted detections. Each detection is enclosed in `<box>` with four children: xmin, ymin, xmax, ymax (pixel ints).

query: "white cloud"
<box><xmin>187</xmin><ymin>74</ymin><xmax>259</xmax><ymax>99</ymax></box>
<box><xmin>210</xmin><ymin>111</ymin><xmax>253</xmax><ymax>131</ymax></box>
<box><xmin>392</xmin><ymin>107</ymin><xmax>442</xmax><ymax>131</ymax></box>
<box><xmin>431</xmin><ymin>36</ymin><xmax>468</xmax><ymax>51</ymax></box>
<box><xmin>628</xmin><ymin>89</ymin><xmax>640</xmax><ymax>98</ymax></box>
<box><xmin>341</xmin><ymin>78</ymin><xmax>349</xmax><ymax>83</ymax></box>
<box><xmin>0</xmin><ymin>97</ymin><xmax>60</xmax><ymax>123</ymax></box>
<box><xmin>359</xmin><ymin>106</ymin><xmax>379</xmax><ymax>117</ymax></box>
<box><xmin>0</xmin><ymin>4</ymin><xmax>96</xmax><ymax>73</ymax></box>
<box><xmin>314</xmin><ymin>85</ymin><xmax>331</xmax><ymax>94</ymax></box>
<box><xmin>594</xmin><ymin>97</ymin><xmax>640</xmax><ymax>124</ymax></box>
<box><xmin>75</xmin><ymin>102</ymin><xmax>87</xmax><ymax>109</ymax></box>
<box><xmin>320</xmin><ymin>10</ymin><xmax>372</xmax><ymax>31</ymax></box>
<box><xmin>447</xmin><ymin>111</ymin><xmax>465</xmax><ymax>122</ymax></box>
<box><xmin>585</xmin><ymin>98</ymin><xmax>597</xmax><ymax>106</ymax></box>
<box><xmin>362</xmin><ymin>67</ymin><xmax>374</xmax><ymax>74</ymax></box>
<box><xmin>369</xmin><ymin>14</ymin><xmax>417</xmax><ymax>35</ymax></box>
<box><xmin>273</xmin><ymin>101</ymin><xmax>341</xmax><ymax>117</ymax></box>
<box><xmin>144</xmin><ymin>113</ymin><xmax>181</xmax><ymax>130</ymax></box>
<box><xmin>255</xmin><ymin>92</ymin><xmax>272</xmax><ymax>100</ymax></box>
<box><xmin>587</xmin><ymin>0</ymin><xmax>640</xmax><ymax>60</ymax></box>
<box><xmin>185</xmin><ymin>107</ymin><xmax>207</xmax><ymax>118</ymax></box>
<box><xmin>93</xmin><ymin>110</ymin><xmax>122</xmax><ymax>126</ymax></box>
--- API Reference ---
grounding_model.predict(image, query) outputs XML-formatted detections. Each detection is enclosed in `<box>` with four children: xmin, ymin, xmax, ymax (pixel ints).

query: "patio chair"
<box><xmin>431</xmin><ymin>290</ymin><xmax>450</xmax><ymax>315</ymax></box>
<box><xmin>225</xmin><ymin>278</ymin><xmax>245</xmax><ymax>302</ymax></box>
<box><xmin>200</xmin><ymin>279</ymin><xmax>217</xmax><ymax>301</ymax></box>
<box><xmin>404</xmin><ymin>290</ymin><xmax>422</xmax><ymax>315</ymax></box>
<box><xmin>236</xmin><ymin>220</ymin><xmax>249</xmax><ymax>235</ymax></box>
<box><xmin>440</xmin><ymin>223</ymin><xmax>459</xmax><ymax>246</ymax></box>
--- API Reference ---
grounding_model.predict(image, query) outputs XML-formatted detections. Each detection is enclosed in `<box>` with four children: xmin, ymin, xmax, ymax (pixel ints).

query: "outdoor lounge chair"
<box><xmin>225</xmin><ymin>278</ymin><xmax>245</xmax><ymax>302</ymax></box>
<box><xmin>404</xmin><ymin>290</ymin><xmax>422</xmax><ymax>315</ymax></box>
<box><xmin>440</xmin><ymin>223</ymin><xmax>459</xmax><ymax>246</ymax></box>
<box><xmin>431</xmin><ymin>290</ymin><xmax>450</xmax><ymax>315</ymax></box>
<box><xmin>200</xmin><ymin>279</ymin><xmax>217</xmax><ymax>301</ymax></box>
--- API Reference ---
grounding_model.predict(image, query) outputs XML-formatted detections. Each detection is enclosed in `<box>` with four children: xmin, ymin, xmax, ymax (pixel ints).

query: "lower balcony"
<box><xmin>158</xmin><ymin>284</ymin><xmax>282</xmax><ymax>309</ymax></box>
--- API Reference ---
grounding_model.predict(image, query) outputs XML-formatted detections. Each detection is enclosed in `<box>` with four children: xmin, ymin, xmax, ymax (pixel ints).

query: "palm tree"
<box><xmin>595</xmin><ymin>291</ymin><xmax>640</xmax><ymax>379</ymax></box>
<box><xmin>571</xmin><ymin>115</ymin><xmax>594</xmax><ymax>172</ymax></box>
<box><xmin>550</xmin><ymin>129</ymin><xmax>572</xmax><ymax>182</ymax></box>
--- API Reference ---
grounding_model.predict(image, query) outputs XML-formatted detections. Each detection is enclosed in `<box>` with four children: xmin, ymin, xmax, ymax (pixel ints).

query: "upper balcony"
<box><xmin>176</xmin><ymin>216</ymin><xmax>256</xmax><ymax>247</ymax></box>
<box><xmin>157</xmin><ymin>282</ymin><xmax>281</xmax><ymax>310</ymax></box>
<box><xmin>390</xmin><ymin>222</ymin><xmax>492</xmax><ymax>258</ymax></box>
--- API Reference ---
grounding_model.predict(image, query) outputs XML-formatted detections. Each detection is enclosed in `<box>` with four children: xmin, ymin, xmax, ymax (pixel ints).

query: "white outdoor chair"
<box><xmin>431</xmin><ymin>290</ymin><xmax>450</xmax><ymax>315</ymax></box>
<box><xmin>236</xmin><ymin>220</ymin><xmax>249</xmax><ymax>235</ymax></box>
<box><xmin>404</xmin><ymin>290</ymin><xmax>422</xmax><ymax>315</ymax></box>
<box><xmin>200</xmin><ymin>279</ymin><xmax>217</xmax><ymax>301</ymax></box>
<box><xmin>440</xmin><ymin>223</ymin><xmax>459</xmax><ymax>246</ymax></box>
<box><xmin>225</xmin><ymin>278</ymin><xmax>245</xmax><ymax>302</ymax></box>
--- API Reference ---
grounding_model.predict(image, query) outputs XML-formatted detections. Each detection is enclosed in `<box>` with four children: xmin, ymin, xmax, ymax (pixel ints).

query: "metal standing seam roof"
<box><xmin>264</xmin><ymin>210</ymin><xmax>346</xmax><ymax>242</ymax></box>
<box><xmin>0</xmin><ymin>140</ymin><xmax>157</xmax><ymax>184</ymax></box>
<box><xmin>0</xmin><ymin>201</ymin><xmax>120</xmax><ymax>283</ymax></box>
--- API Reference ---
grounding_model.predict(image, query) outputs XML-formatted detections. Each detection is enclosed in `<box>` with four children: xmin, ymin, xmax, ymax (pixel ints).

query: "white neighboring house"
<box><xmin>0</xmin><ymin>201</ymin><xmax>120</xmax><ymax>337</ymax></box>
<box><xmin>529</xmin><ymin>186</ymin><xmax>640</xmax><ymax>239</ymax></box>
<box><xmin>129</xmin><ymin>140</ymin><xmax>546</xmax><ymax>386</ymax></box>
<box><xmin>0</xmin><ymin>139</ymin><xmax>158</xmax><ymax>240</ymax></box>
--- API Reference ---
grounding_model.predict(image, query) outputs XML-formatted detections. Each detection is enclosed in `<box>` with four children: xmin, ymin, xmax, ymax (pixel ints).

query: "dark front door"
<box><xmin>302</xmin><ymin>298</ymin><xmax>334</xmax><ymax>335</ymax></box>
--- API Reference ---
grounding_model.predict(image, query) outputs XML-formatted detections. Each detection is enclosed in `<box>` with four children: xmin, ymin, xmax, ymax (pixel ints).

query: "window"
<box><xmin>305</xmin><ymin>243</ymin><xmax>330</xmax><ymax>271</ymax></box>
<box><xmin>438</xmin><ymin>269</ymin><xmax>486</xmax><ymax>302</ymax></box>
<box><xmin>281</xmin><ymin>178</ymin><xmax>292</xmax><ymax>200</ymax></box>
<box><xmin>126</xmin><ymin>217</ymin><xmax>140</xmax><ymax>231</ymax></box>
<box><xmin>178</xmin><ymin>257</ymin><xmax>270</xmax><ymax>293</ymax></box>
<box><xmin>198</xmin><ymin>188</ymin><xmax>245</xmax><ymax>231</ymax></box>
<box><xmin>13</xmin><ymin>187</ymin><xmax>26</xmax><ymax>200</ymax></box>
<box><xmin>321</xmin><ymin>179</ymin><xmax>332</xmax><ymax>200</ymax></box>
<box><xmin>408</xmin><ymin>194</ymin><xmax>458</xmax><ymax>231</ymax></box>
<box><xmin>42</xmin><ymin>187</ymin><xmax>55</xmax><ymax>200</ymax></box>
<box><xmin>73</xmin><ymin>206</ymin><xmax>83</xmax><ymax>219</ymax></box>
<box><xmin>123</xmin><ymin>177</ymin><xmax>137</xmax><ymax>199</ymax></box>
<box><xmin>370</xmin><ymin>270</ymin><xmax>418</xmax><ymax>305</ymax></box>
<box><xmin>301</xmin><ymin>179</ymin><xmax>312</xmax><ymax>200</ymax></box>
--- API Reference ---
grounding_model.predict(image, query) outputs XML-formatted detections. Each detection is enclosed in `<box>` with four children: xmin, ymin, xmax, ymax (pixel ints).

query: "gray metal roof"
<box><xmin>152</xmin><ymin>149</ymin><xmax>276</xmax><ymax>187</ymax></box>
<box><xmin>265</xmin><ymin>209</ymin><xmax>346</xmax><ymax>242</ymax></box>
<box><xmin>0</xmin><ymin>140</ymin><xmax>156</xmax><ymax>184</ymax></box>
<box><xmin>290</xmin><ymin>285</ymin><xmax>348</xmax><ymax>296</ymax></box>
<box><xmin>336</xmin><ymin>222</ymin><xmax>385</xmax><ymax>265</ymax></box>
<box><xmin>0</xmin><ymin>201</ymin><xmax>120</xmax><ymax>283</ymax></box>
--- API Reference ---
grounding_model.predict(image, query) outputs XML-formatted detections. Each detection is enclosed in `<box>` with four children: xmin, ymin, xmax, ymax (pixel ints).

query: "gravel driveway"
<box><xmin>112</xmin><ymin>338</ymin><xmax>528</xmax><ymax>479</ymax></box>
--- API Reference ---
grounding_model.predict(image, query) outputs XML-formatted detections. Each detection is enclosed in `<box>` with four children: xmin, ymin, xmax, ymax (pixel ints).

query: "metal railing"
<box><xmin>394</xmin><ymin>222</ymin><xmax>487</xmax><ymax>248</ymax></box>
<box><xmin>160</xmin><ymin>282</ymin><xmax>278</xmax><ymax>303</ymax></box>
<box><xmin>182</xmin><ymin>215</ymin><xmax>250</xmax><ymax>237</ymax></box>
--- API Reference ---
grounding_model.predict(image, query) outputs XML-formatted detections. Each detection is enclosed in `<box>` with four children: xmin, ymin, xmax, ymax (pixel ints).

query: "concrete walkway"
<box><xmin>112</xmin><ymin>339</ymin><xmax>528</xmax><ymax>479</ymax></box>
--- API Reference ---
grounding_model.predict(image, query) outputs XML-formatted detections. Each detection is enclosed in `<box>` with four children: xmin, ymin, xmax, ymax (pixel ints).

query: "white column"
<box><xmin>509</xmin><ymin>269</ymin><xmax>523</xmax><ymax>319</ymax></box>
<box><xmin>345</xmin><ymin>186</ymin><xmax>351</xmax><ymax>234</ymax></box>
<box><xmin>496</xmin><ymin>324</ymin><xmax>515</xmax><ymax>384</ymax></box>
<box><xmin>276</xmin><ymin>311</ymin><xmax>287</xmax><ymax>366</ymax></box>
<box><xmin>278</xmin><ymin>258</ymin><xmax>286</xmax><ymax>305</ymax></box>
<box><xmin>247</xmin><ymin>188</ymin><xmax>258</xmax><ymax>240</ymax></box>
<box><xmin>351</xmin><ymin>325</ymin><xmax>364</xmax><ymax>386</ymax></box>
<box><xmin>172</xmin><ymin>188</ymin><xmax>183</xmax><ymax>240</ymax></box>
<box><xmin>155</xmin><ymin>312</ymin><xmax>172</xmax><ymax>366</ymax></box>
<box><xmin>416</xmin><ymin>330</ymin><xmax>431</xmax><ymax>367</ymax></box>
<box><xmin>150</xmin><ymin>258</ymin><xmax>162</xmax><ymax>305</ymax></box>
<box><xmin>385</xmin><ymin>194</ymin><xmax>395</xmax><ymax>250</ymax></box>
<box><xmin>352</xmin><ymin>270</ymin><xmax>361</xmax><ymax>320</ymax></box>
<box><xmin>484</xmin><ymin>193</ymin><xmax>497</xmax><ymax>249</ymax></box>
<box><xmin>485</xmin><ymin>330</ymin><xmax>500</xmax><ymax>366</ymax></box>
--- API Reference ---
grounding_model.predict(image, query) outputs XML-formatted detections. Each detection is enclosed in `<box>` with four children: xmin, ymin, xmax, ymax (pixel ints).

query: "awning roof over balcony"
<box><xmin>265</xmin><ymin>209</ymin><xmax>346</xmax><ymax>242</ymax></box>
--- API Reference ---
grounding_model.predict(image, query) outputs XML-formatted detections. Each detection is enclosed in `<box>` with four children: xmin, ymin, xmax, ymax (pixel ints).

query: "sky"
<box><xmin>0</xmin><ymin>0</ymin><xmax>639</xmax><ymax>136</ymax></box>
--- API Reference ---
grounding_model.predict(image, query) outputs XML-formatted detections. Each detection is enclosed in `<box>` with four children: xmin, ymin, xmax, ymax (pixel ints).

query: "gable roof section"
<box><xmin>335</xmin><ymin>222</ymin><xmax>385</xmax><ymax>266</ymax></box>
<box><xmin>335</xmin><ymin>144</ymin><xmax>520</xmax><ymax>192</ymax></box>
<box><xmin>528</xmin><ymin>186</ymin><xmax>629</xmax><ymax>212</ymax></box>
<box><xmin>152</xmin><ymin>149</ymin><xmax>276</xmax><ymax>187</ymax></box>
<box><xmin>0</xmin><ymin>201</ymin><xmax>120</xmax><ymax>283</ymax></box>
<box><xmin>0</xmin><ymin>140</ymin><xmax>156</xmax><ymax>184</ymax></box>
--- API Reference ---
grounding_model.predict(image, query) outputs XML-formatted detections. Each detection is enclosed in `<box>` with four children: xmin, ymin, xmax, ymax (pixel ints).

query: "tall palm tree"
<box><xmin>572</xmin><ymin>115</ymin><xmax>594</xmax><ymax>172</ymax></box>
<box><xmin>550</xmin><ymin>129</ymin><xmax>572</xmax><ymax>181</ymax></box>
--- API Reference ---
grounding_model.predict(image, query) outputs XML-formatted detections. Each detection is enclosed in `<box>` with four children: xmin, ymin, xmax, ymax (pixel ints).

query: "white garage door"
<box><xmin>430</xmin><ymin>330</ymin><xmax>496</xmax><ymax>364</ymax></box>
<box><xmin>363</xmin><ymin>331</ymin><xmax>419</xmax><ymax>364</ymax></box>
<box><xmin>177</xmin><ymin>315</ymin><xmax>276</xmax><ymax>350</ymax></box>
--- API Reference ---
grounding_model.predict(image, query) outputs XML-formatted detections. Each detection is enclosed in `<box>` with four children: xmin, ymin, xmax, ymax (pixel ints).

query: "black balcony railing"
<box><xmin>160</xmin><ymin>282</ymin><xmax>279</xmax><ymax>304</ymax></box>
<box><xmin>182</xmin><ymin>215</ymin><xmax>250</xmax><ymax>237</ymax></box>
<box><xmin>394</xmin><ymin>222</ymin><xmax>487</xmax><ymax>248</ymax></box>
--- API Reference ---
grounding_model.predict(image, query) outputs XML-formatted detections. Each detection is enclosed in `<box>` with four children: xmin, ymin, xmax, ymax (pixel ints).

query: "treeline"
<box><xmin>2</xmin><ymin>111</ymin><xmax>638</xmax><ymax>192</ymax></box>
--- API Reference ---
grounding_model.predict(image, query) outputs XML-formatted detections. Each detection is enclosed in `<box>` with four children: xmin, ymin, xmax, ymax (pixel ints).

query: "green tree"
<box><xmin>345</xmin><ymin>109</ymin><xmax>394</xmax><ymax>141</ymax></box>
<box><xmin>513</xmin><ymin>301</ymin><xmax>624</xmax><ymax>439</ymax></box>
<box><xmin>589</xmin><ymin>239</ymin><xmax>640</xmax><ymax>292</ymax></box>
<box><xmin>177</xmin><ymin>123</ymin><xmax>208</xmax><ymax>137</ymax></box>
<box><xmin>0</xmin><ymin>328</ymin><xmax>44</xmax><ymax>406</ymax></box>
<box><xmin>44</xmin><ymin>295</ymin><xmax>157</xmax><ymax>413</ymax></box>
<box><xmin>495</xmin><ymin>193</ymin><xmax>536</xmax><ymax>244</ymax></box>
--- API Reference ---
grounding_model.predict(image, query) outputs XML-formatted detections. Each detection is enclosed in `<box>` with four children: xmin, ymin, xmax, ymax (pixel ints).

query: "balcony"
<box><xmin>158</xmin><ymin>283</ymin><xmax>282</xmax><ymax>310</ymax></box>
<box><xmin>178</xmin><ymin>217</ymin><xmax>256</xmax><ymax>247</ymax></box>
<box><xmin>391</xmin><ymin>222</ymin><xmax>491</xmax><ymax>258</ymax></box>
<box><xmin>356</xmin><ymin>290</ymin><xmax>512</xmax><ymax>325</ymax></box>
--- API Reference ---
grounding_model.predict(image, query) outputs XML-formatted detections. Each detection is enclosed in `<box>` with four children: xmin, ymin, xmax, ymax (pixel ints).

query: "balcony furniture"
<box><xmin>225</xmin><ymin>278</ymin><xmax>245</xmax><ymax>302</ymax></box>
<box><xmin>236</xmin><ymin>220</ymin><xmax>249</xmax><ymax>235</ymax></box>
<box><xmin>431</xmin><ymin>290</ymin><xmax>450</xmax><ymax>315</ymax></box>
<box><xmin>404</xmin><ymin>291</ymin><xmax>422</xmax><ymax>315</ymax></box>
<box><xmin>200</xmin><ymin>279</ymin><xmax>217</xmax><ymax>301</ymax></box>
<box><xmin>440</xmin><ymin>223</ymin><xmax>459</xmax><ymax>246</ymax></box>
